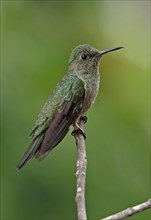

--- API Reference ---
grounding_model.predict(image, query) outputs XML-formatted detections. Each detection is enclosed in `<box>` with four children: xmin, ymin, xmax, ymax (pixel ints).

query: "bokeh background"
<box><xmin>1</xmin><ymin>1</ymin><xmax>150</xmax><ymax>219</ymax></box>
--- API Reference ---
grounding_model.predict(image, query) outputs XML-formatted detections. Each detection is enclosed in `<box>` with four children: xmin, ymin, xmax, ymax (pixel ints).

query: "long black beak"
<box><xmin>100</xmin><ymin>46</ymin><xmax>123</xmax><ymax>56</ymax></box>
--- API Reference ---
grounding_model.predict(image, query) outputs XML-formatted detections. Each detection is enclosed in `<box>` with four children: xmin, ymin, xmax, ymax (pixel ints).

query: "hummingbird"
<box><xmin>17</xmin><ymin>44</ymin><xmax>123</xmax><ymax>170</ymax></box>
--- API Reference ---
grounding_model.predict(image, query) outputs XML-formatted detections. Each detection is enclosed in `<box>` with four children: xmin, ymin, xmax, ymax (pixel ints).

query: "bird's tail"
<box><xmin>16</xmin><ymin>133</ymin><xmax>44</xmax><ymax>170</ymax></box>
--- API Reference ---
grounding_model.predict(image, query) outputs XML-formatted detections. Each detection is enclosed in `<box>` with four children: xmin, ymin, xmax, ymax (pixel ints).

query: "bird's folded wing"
<box><xmin>35</xmin><ymin>77</ymin><xmax>85</xmax><ymax>160</ymax></box>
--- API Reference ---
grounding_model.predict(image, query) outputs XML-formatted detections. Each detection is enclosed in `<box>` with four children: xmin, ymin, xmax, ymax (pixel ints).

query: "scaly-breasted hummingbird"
<box><xmin>17</xmin><ymin>44</ymin><xmax>123</xmax><ymax>170</ymax></box>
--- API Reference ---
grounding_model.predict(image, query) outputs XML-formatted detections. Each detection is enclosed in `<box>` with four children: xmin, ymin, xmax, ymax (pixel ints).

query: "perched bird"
<box><xmin>17</xmin><ymin>44</ymin><xmax>123</xmax><ymax>170</ymax></box>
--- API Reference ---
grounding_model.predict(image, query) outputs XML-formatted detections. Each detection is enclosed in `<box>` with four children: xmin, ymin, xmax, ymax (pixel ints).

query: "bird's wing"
<box><xmin>17</xmin><ymin>75</ymin><xmax>85</xmax><ymax>169</ymax></box>
<box><xmin>35</xmin><ymin>76</ymin><xmax>85</xmax><ymax>160</ymax></box>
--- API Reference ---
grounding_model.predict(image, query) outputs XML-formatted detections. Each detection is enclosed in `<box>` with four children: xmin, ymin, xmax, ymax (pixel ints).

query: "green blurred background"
<box><xmin>1</xmin><ymin>1</ymin><xmax>150</xmax><ymax>219</ymax></box>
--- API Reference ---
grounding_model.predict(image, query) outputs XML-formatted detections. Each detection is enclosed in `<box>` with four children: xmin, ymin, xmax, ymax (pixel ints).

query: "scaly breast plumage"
<box><xmin>81</xmin><ymin>74</ymin><xmax>100</xmax><ymax>114</ymax></box>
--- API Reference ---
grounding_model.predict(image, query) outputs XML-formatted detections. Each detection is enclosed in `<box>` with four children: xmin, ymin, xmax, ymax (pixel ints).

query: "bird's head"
<box><xmin>68</xmin><ymin>44</ymin><xmax>123</xmax><ymax>76</ymax></box>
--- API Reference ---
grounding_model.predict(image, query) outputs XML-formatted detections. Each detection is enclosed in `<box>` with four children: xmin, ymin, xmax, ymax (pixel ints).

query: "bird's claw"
<box><xmin>80</xmin><ymin>115</ymin><xmax>88</xmax><ymax>124</ymax></box>
<box><xmin>71</xmin><ymin>128</ymin><xmax>86</xmax><ymax>139</ymax></box>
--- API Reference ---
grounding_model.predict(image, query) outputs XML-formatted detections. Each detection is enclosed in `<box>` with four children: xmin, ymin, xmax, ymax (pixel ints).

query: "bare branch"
<box><xmin>72</xmin><ymin>118</ymin><xmax>150</xmax><ymax>220</ymax></box>
<box><xmin>73</xmin><ymin>118</ymin><xmax>87</xmax><ymax>220</ymax></box>
<box><xmin>101</xmin><ymin>198</ymin><xmax>151</xmax><ymax>220</ymax></box>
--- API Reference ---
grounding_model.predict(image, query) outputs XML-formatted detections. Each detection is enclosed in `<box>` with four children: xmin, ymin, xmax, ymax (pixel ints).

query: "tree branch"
<box><xmin>101</xmin><ymin>198</ymin><xmax>151</xmax><ymax>220</ymax></box>
<box><xmin>72</xmin><ymin>119</ymin><xmax>150</xmax><ymax>220</ymax></box>
<box><xmin>73</xmin><ymin>118</ymin><xmax>87</xmax><ymax>220</ymax></box>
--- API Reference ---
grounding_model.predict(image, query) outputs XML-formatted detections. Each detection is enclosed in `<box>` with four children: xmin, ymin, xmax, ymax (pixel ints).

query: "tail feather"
<box><xmin>16</xmin><ymin>133</ymin><xmax>44</xmax><ymax>170</ymax></box>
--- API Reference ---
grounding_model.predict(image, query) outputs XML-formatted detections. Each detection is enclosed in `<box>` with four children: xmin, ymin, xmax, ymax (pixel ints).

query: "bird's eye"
<box><xmin>80</xmin><ymin>54</ymin><xmax>88</xmax><ymax>60</ymax></box>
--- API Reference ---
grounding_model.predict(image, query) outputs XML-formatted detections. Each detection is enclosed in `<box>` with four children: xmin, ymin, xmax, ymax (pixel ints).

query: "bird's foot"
<box><xmin>71</xmin><ymin>128</ymin><xmax>86</xmax><ymax>139</ymax></box>
<box><xmin>80</xmin><ymin>115</ymin><xmax>88</xmax><ymax>124</ymax></box>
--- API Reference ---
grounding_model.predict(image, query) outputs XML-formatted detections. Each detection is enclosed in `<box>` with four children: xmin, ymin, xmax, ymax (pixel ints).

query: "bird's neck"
<box><xmin>68</xmin><ymin>65</ymin><xmax>100</xmax><ymax>82</ymax></box>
